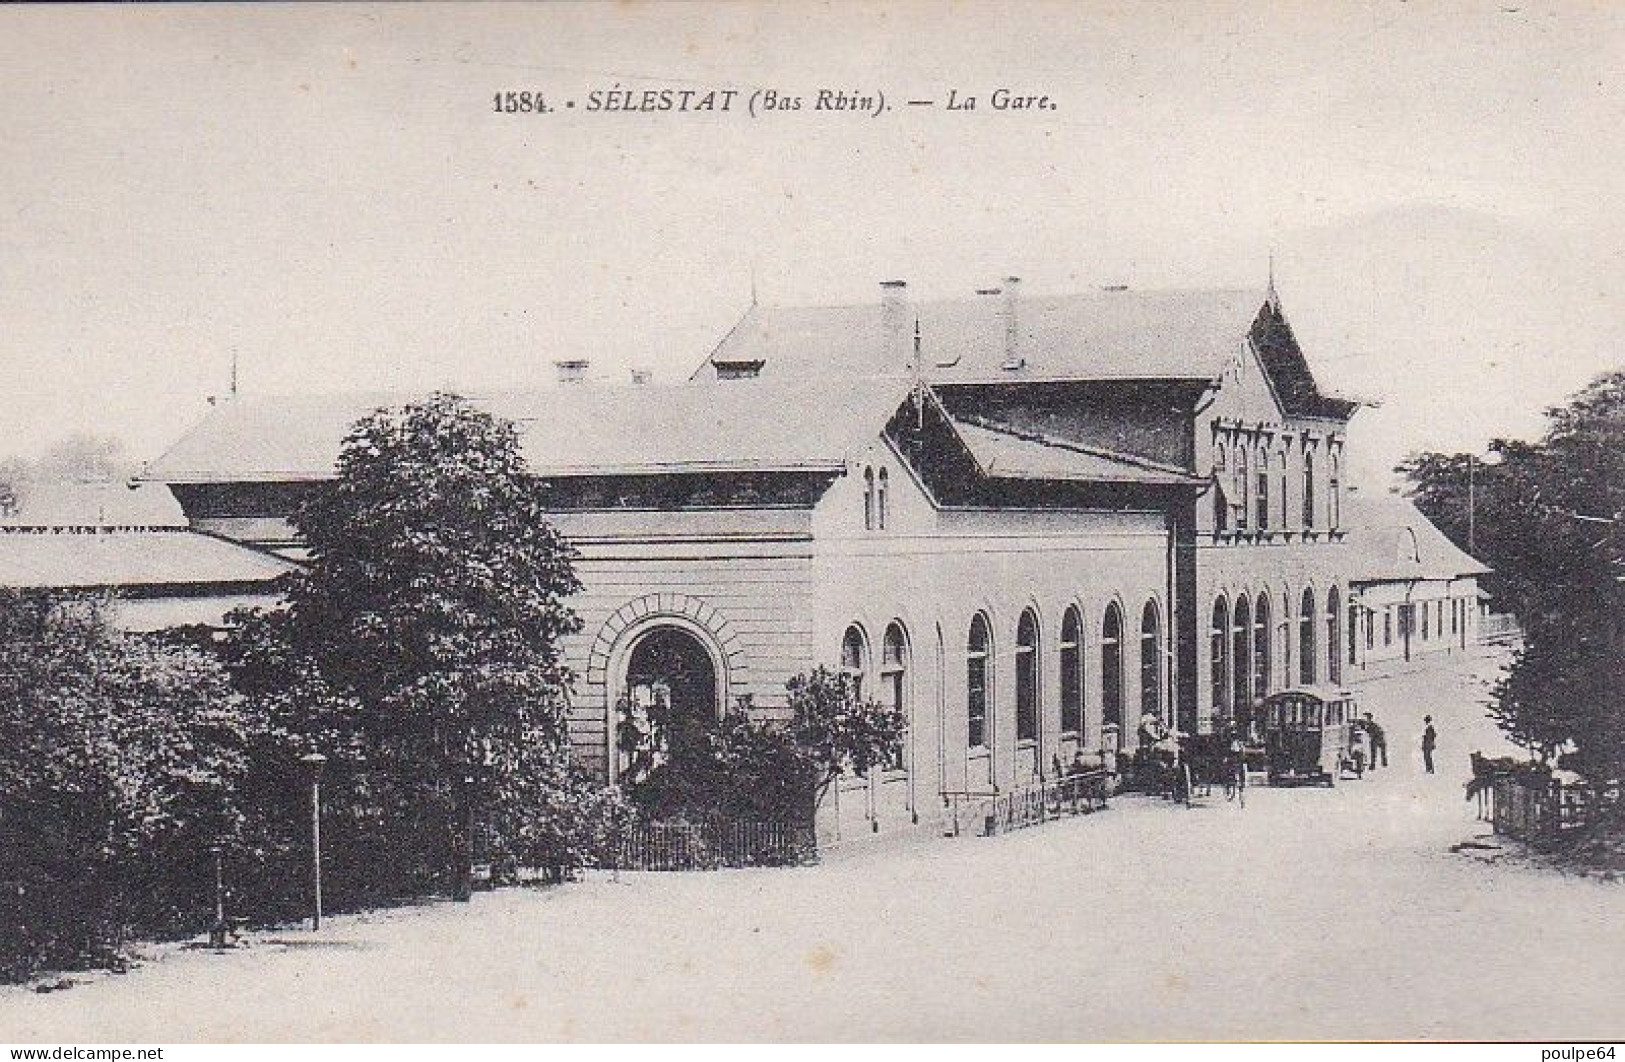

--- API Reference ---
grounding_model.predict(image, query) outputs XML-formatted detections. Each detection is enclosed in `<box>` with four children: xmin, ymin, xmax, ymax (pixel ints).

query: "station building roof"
<box><xmin>1343</xmin><ymin>492</ymin><xmax>1492</xmax><ymax>584</ymax></box>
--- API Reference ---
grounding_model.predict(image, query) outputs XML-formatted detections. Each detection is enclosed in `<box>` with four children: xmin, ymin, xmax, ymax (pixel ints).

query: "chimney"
<box><xmin>1000</xmin><ymin>276</ymin><xmax>1024</xmax><ymax>371</ymax></box>
<box><xmin>554</xmin><ymin>359</ymin><xmax>589</xmax><ymax>384</ymax></box>
<box><xmin>630</xmin><ymin>368</ymin><xmax>652</xmax><ymax>385</ymax></box>
<box><xmin>880</xmin><ymin>280</ymin><xmax>909</xmax><ymax>371</ymax></box>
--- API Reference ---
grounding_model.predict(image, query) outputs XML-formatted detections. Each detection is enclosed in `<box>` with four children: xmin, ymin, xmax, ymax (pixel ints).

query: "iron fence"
<box><xmin>614</xmin><ymin>820</ymin><xmax>816</xmax><ymax>871</ymax></box>
<box><xmin>941</xmin><ymin>770</ymin><xmax>1111</xmax><ymax>837</ymax></box>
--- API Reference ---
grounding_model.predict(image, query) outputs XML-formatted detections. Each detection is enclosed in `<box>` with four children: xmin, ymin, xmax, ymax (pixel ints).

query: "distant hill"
<box><xmin>1267</xmin><ymin>204</ymin><xmax>1622</xmax><ymax>490</ymax></box>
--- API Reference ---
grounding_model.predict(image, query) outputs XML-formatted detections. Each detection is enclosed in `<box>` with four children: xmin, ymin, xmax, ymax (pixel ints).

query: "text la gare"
<box><xmin>946</xmin><ymin>88</ymin><xmax>1056</xmax><ymax>111</ymax></box>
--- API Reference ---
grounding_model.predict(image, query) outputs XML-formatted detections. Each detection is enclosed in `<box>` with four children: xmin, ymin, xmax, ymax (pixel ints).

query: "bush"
<box><xmin>616</xmin><ymin>667</ymin><xmax>906</xmax><ymax>828</ymax></box>
<box><xmin>619</xmin><ymin>696</ymin><xmax>815</xmax><ymax>825</ymax></box>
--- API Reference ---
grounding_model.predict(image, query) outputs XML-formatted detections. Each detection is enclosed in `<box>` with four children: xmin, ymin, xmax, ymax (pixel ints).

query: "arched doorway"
<box><xmin>616</xmin><ymin>624</ymin><xmax>721</xmax><ymax>783</ymax></box>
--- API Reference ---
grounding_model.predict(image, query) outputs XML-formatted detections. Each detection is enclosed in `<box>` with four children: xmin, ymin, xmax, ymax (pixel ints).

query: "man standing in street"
<box><xmin>1422</xmin><ymin>715</ymin><xmax>1438</xmax><ymax>774</ymax></box>
<box><xmin>1363</xmin><ymin>711</ymin><xmax>1388</xmax><ymax>769</ymax></box>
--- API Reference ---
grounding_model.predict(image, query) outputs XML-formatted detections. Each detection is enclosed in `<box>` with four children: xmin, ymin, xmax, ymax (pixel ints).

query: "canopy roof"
<box><xmin>0</xmin><ymin>528</ymin><xmax>295</xmax><ymax>590</ymax></box>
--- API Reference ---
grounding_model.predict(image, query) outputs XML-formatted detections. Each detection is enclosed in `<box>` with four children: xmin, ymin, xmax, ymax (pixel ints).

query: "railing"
<box><xmin>941</xmin><ymin>770</ymin><xmax>1111</xmax><ymax>838</ymax></box>
<box><xmin>1491</xmin><ymin>773</ymin><xmax>1623</xmax><ymax>844</ymax></box>
<box><xmin>1479</xmin><ymin>613</ymin><xmax>1522</xmax><ymax>645</ymax></box>
<box><xmin>614</xmin><ymin>820</ymin><xmax>816</xmax><ymax>872</ymax></box>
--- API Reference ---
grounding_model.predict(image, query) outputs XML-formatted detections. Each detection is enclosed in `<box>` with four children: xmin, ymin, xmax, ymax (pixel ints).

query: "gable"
<box><xmin>1249</xmin><ymin>301</ymin><xmax>1360</xmax><ymax>421</ymax></box>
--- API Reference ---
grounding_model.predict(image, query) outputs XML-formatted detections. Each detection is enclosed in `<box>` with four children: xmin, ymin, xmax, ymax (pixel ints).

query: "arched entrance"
<box><xmin>616</xmin><ymin>623</ymin><xmax>722</xmax><ymax>783</ymax></box>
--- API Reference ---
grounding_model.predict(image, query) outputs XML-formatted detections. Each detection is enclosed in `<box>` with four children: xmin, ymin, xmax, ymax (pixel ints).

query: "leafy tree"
<box><xmin>1401</xmin><ymin>370</ymin><xmax>1625</xmax><ymax>779</ymax></box>
<box><xmin>0</xmin><ymin>434</ymin><xmax>137</xmax><ymax>487</ymax></box>
<box><xmin>35</xmin><ymin>434</ymin><xmax>137</xmax><ymax>482</ymax></box>
<box><xmin>0</xmin><ymin>592</ymin><xmax>248</xmax><ymax>980</ymax></box>
<box><xmin>787</xmin><ymin>667</ymin><xmax>908</xmax><ymax>803</ymax></box>
<box><xmin>235</xmin><ymin>392</ymin><xmax>589</xmax><ymax>899</ymax></box>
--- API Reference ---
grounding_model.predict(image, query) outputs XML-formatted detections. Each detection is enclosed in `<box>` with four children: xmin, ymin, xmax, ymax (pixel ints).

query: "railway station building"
<box><xmin>143</xmin><ymin>279</ymin><xmax>1481</xmax><ymax>841</ymax></box>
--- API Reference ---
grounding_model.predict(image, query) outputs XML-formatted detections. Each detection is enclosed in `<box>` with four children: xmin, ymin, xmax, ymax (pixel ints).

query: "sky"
<box><xmin>1</xmin><ymin>1</ymin><xmax>1621</xmax><ymax>489</ymax></box>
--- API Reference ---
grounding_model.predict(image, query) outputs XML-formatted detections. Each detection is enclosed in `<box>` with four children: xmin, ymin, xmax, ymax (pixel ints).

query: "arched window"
<box><xmin>1212</xmin><ymin>446</ymin><xmax>1229</xmax><ymax>533</ymax></box>
<box><xmin>841</xmin><ymin>624</ymin><xmax>870</xmax><ymax>700</ymax></box>
<box><xmin>1326</xmin><ymin>587</ymin><xmax>1342</xmax><ymax>685</ymax></box>
<box><xmin>1302</xmin><ymin>447</ymin><xmax>1316</xmax><ymax>530</ymax></box>
<box><xmin>876</xmin><ymin>468</ymin><xmax>889</xmax><ymax>530</ymax></box>
<box><xmin>1139</xmin><ymin>600</ymin><xmax>1162</xmax><ymax>719</ymax></box>
<box><xmin>862</xmin><ymin>467</ymin><xmax>875</xmax><ymax>531</ymax></box>
<box><xmin>1255</xmin><ymin>443</ymin><xmax>1271</xmax><ymax>531</ymax></box>
<box><xmin>1398</xmin><ymin>527</ymin><xmax>1421</xmax><ymax>563</ymax></box>
<box><xmin>1232</xmin><ymin>594</ymin><xmax>1252</xmax><ymax>716</ymax></box>
<box><xmin>1329</xmin><ymin>452</ymin><xmax>1341</xmax><ymax>531</ymax></box>
<box><xmin>882</xmin><ymin>622</ymin><xmax>909</xmax><ymax>768</ymax></box>
<box><xmin>1101</xmin><ymin>603</ymin><xmax>1124</xmax><ymax>730</ymax></box>
<box><xmin>1210</xmin><ymin>597</ymin><xmax>1230</xmax><ymax>719</ymax></box>
<box><xmin>1236</xmin><ymin>447</ymin><xmax>1250</xmax><ymax>531</ymax></box>
<box><xmin>1060</xmin><ymin>606</ymin><xmax>1083</xmax><ymax>737</ymax></box>
<box><xmin>1253</xmin><ymin>593</ymin><xmax>1272</xmax><ymax>704</ymax></box>
<box><xmin>1015</xmin><ymin>609</ymin><xmax>1040</xmax><ymax>744</ymax></box>
<box><xmin>1299</xmin><ymin>588</ymin><xmax>1317</xmax><ymax>685</ymax></box>
<box><xmin>966</xmin><ymin>614</ymin><xmax>991</xmax><ymax>750</ymax></box>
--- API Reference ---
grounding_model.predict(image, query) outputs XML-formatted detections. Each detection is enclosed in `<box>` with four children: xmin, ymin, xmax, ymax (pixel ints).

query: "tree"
<box><xmin>244</xmin><ymin>392</ymin><xmax>588</xmax><ymax>898</ymax></box>
<box><xmin>1402</xmin><ymin>370</ymin><xmax>1625</xmax><ymax>779</ymax></box>
<box><xmin>0</xmin><ymin>592</ymin><xmax>249</xmax><ymax>980</ymax></box>
<box><xmin>0</xmin><ymin>434</ymin><xmax>138</xmax><ymax>487</ymax></box>
<box><xmin>787</xmin><ymin>667</ymin><xmax>908</xmax><ymax>804</ymax></box>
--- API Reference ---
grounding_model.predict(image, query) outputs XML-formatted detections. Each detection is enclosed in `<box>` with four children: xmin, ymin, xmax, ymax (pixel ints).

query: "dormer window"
<box><xmin>714</xmin><ymin>358</ymin><xmax>765</xmax><ymax>381</ymax></box>
<box><xmin>1397</xmin><ymin>527</ymin><xmax>1421</xmax><ymax>564</ymax></box>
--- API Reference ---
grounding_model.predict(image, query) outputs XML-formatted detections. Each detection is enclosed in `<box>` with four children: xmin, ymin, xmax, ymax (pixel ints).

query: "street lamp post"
<box><xmin>299</xmin><ymin>752</ymin><xmax>327</xmax><ymax>931</ymax></box>
<box><xmin>208</xmin><ymin>841</ymin><xmax>229</xmax><ymax>950</ymax></box>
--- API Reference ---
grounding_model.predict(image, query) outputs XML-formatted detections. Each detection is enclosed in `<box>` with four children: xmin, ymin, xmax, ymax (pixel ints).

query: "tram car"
<box><xmin>1258</xmin><ymin>686</ymin><xmax>1359</xmax><ymax>787</ymax></box>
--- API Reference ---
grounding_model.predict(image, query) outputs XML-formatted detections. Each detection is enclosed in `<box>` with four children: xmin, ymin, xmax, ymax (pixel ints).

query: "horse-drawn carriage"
<box><xmin>1258</xmin><ymin>686</ymin><xmax>1362</xmax><ymax>786</ymax></box>
<box><xmin>1126</xmin><ymin>730</ymin><xmax>1245</xmax><ymax>805</ymax></box>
